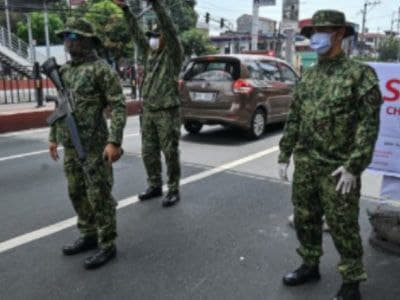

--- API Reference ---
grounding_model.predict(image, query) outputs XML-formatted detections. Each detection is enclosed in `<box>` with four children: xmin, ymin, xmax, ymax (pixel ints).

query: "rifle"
<box><xmin>42</xmin><ymin>57</ymin><xmax>93</xmax><ymax>183</ymax></box>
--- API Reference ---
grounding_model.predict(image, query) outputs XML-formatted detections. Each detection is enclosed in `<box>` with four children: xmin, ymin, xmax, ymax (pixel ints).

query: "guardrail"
<box><xmin>0</xmin><ymin>25</ymin><xmax>47</xmax><ymax>64</ymax></box>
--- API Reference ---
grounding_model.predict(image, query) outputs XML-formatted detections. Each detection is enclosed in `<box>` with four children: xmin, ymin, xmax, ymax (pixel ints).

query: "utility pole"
<box><xmin>251</xmin><ymin>0</ymin><xmax>260</xmax><ymax>51</ymax></box>
<box><xmin>390</xmin><ymin>12</ymin><xmax>396</xmax><ymax>32</ymax></box>
<box><xmin>27</xmin><ymin>14</ymin><xmax>36</xmax><ymax>63</ymax></box>
<box><xmin>360</xmin><ymin>0</ymin><xmax>380</xmax><ymax>54</ymax></box>
<box><xmin>397</xmin><ymin>6</ymin><xmax>400</xmax><ymax>37</ymax></box>
<box><xmin>4</xmin><ymin>0</ymin><xmax>12</xmax><ymax>48</ymax></box>
<box><xmin>44</xmin><ymin>0</ymin><xmax>51</xmax><ymax>59</ymax></box>
<box><xmin>397</xmin><ymin>6</ymin><xmax>400</xmax><ymax>62</ymax></box>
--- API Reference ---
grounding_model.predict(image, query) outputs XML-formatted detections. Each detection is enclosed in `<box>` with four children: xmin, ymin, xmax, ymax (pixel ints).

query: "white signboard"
<box><xmin>281</xmin><ymin>20</ymin><xmax>298</xmax><ymax>32</ymax></box>
<box><xmin>368</xmin><ymin>62</ymin><xmax>400</xmax><ymax>177</ymax></box>
<box><xmin>255</xmin><ymin>0</ymin><xmax>276</xmax><ymax>6</ymax></box>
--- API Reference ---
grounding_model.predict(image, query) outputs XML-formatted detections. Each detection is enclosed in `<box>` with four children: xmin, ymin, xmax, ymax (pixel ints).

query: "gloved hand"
<box><xmin>331</xmin><ymin>166</ymin><xmax>356</xmax><ymax>195</ymax></box>
<box><xmin>278</xmin><ymin>163</ymin><xmax>289</xmax><ymax>181</ymax></box>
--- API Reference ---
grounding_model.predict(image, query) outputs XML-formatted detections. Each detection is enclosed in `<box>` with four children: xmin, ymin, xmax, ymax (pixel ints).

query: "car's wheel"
<box><xmin>184</xmin><ymin>121</ymin><xmax>203</xmax><ymax>134</ymax></box>
<box><xmin>247</xmin><ymin>109</ymin><xmax>266</xmax><ymax>139</ymax></box>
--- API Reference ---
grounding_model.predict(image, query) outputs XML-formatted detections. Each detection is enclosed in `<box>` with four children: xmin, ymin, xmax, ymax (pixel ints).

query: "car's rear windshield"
<box><xmin>183</xmin><ymin>59</ymin><xmax>240</xmax><ymax>81</ymax></box>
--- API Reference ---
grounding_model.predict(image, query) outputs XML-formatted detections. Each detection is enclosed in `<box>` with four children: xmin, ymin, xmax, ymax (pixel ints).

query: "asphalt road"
<box><xmin>0</xmin><ymin>117</ymin><xmax>397</xmax><ymax>300</ymax></box>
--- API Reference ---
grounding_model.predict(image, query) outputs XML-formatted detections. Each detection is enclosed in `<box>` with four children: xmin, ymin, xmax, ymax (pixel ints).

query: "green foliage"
<box><xmin>84</xmin><ymin>0</ymin><xmax>132</xmax><ymax>60</ymax></box>
<box><xmin>164</xmin><ymin>0</ymin><xmax>197</xmax><ymax>33</ymax></box>
<box><xmin>180</xmin><ymin>28</ymin><xmax>218</xmax><ymax>56</ymax></box>
<box><xmin>378</xmin><ymin>37</ymin><xmax>400</xmax><ymax>62</ymax></box>
<box><xmin>16</xmin><ymin>12</ymin><xmax>63</xmax><ymax>46</ymax></box>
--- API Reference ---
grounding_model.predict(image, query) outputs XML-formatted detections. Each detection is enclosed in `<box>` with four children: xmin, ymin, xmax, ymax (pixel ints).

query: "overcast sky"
<box><xmin>195</xmin><ymin>0</ymin><xmax>399</xmax><ymax>35</ymax></box>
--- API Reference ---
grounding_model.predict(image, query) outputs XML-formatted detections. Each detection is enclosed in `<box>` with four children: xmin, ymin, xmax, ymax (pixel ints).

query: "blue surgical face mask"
<box><xmin>310</xmin><ymin>32</ymin><xmax>332</xmax><ymax>55</ymax></box>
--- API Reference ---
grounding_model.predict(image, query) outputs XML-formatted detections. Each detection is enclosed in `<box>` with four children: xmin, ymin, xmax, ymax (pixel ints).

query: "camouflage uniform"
<box><xmin>279</xmin><ymin>51</ymin><xmax>382</xmax><ymax>282</ymax></box>
<box><xmin>123</xmin><ymin>0</ymin><xmax>183</xmax><ymax>193</ymax></box>
<box><xmin>49</xmin><ymin>18</ymin><xmax>127</xmax><ymax>250</ymax></box>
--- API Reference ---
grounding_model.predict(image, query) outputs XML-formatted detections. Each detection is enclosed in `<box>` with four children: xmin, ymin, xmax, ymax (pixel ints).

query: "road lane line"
<box><xmin>0</xmin><ymin>149</ymin><xmax>59</xmax><ymax>162</ymax></box>
<box><xmin>0</xmin><ymin>146</ymin><xmax>279</xmax><ymax>254</ymax></box>
<box><xmin>0</xmin><ymin>133</ymin><xmax>140</xmax><ymax>162</ymax></box>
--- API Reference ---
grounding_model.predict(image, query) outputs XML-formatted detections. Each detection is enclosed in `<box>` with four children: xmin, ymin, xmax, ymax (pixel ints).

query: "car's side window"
<box><xmin>280</xmin><ymin>64</ymin><xmax>297</xmax><ymax>84</ymax></box>
<box><xmin>258</xmin><ymin>61</ymin><xmax>282</xmax><ymax>81</ymax></box>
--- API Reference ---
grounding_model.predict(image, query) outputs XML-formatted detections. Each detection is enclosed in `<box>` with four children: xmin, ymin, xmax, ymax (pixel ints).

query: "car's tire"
<box><xmin>247</xmin><ymin>109</ymin><xmax>266</xmax><ymax>139</ymax></box>
<box><xmin>184</xmin><ymin>121</ymin><xmax>203</xmax><ymax>134</ymax></box>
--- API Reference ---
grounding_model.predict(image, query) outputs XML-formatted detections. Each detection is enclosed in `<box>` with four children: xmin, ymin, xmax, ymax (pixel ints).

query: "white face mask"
<box><xmin>149</xmin><ymin>38</ymin><xmax>160</xmax><ymax>50</ymax></box>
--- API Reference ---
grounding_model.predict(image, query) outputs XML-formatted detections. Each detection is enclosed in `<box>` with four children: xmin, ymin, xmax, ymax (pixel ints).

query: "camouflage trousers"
<box><xmin>64</xmin><ymin>147</ymin><xmax>117</xmax><ymax>249</ymax></box>
<box><xmin>141</xmin><ymin>107</ymin><xmax>181</xmax><ymax>192</ymax></box>
<box><xmin>292</xmin><ymin>158</ymin><xmax>367</xmax><ymax>283</ymax></box>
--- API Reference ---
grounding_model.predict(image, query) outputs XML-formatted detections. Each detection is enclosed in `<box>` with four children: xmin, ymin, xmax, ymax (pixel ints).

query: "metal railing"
<box><xmin>0</xmin><ymin>25</ymin><xmax>47</xmax><ymax>64</ymax></box>
<box><xmin>0</xmin><ymin>26</ymin><xmax>29</xmax><ymax>61</ymax></box>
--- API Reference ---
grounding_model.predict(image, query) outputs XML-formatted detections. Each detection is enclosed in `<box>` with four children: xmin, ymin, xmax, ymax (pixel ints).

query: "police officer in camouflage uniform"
<box><xmin>114</xmin><ymin>0</ymin><xmax>183</xmax><ymax>207</ymax></box>
<box><xmin>48</xmin><ymin>18</ymin><xmax>127</xmax><ymax>269</ymax></box>
<box><xmin>278</xmin><ymin>11</ymin><xmax>382</xmax><ymax>300</ymax></box>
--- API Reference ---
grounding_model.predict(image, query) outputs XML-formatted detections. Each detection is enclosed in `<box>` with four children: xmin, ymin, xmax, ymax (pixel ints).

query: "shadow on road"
<box><xmin>181</xmin><ymin>123</ymin><xmax>285</xmax><ymax>146</ymax></box>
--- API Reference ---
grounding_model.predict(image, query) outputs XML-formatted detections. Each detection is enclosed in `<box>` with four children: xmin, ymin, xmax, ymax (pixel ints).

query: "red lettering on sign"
<box><xmin>384</xmin><ymin>79</ymin><xmax>400</xmax><ymax>102</ymax></box>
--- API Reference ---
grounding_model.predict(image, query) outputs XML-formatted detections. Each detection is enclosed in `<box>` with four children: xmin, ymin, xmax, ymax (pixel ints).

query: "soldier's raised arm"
<box><xmin>113</xmin><ymin>0</ymin><xmax>150</xmax><ymax>55</ymax></box>
<box><xmin>151</xmin><ymin>0</ymin><xmax>183</xmax><ymax>67</ymax></box>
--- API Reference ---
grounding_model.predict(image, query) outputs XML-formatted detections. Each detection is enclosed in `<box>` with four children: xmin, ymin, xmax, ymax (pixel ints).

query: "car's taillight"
<box><xmin>232</xmin><ymin>79</ymin><xmax>253</xmax><ymax>94</ymax></box>
<box><xmin>178</xmin><ymin>79</ymin><xmax>185</xmax><ymax>92</ymax></box>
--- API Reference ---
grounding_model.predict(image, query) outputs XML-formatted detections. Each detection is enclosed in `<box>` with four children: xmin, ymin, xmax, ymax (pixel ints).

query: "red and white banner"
<box><xmin>367</xmin><ymin>62</ymin><xmax>400</xmax><ymax>177</ymax></box>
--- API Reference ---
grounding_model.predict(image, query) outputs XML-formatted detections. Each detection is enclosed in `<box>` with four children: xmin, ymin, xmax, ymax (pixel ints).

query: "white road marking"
<box><xmin>0</xmin><ymin>133</ymin><xmax>140</xmax><ymax>162</ymax></box>
<box><xmin>0</xmin><ymin>146</ymin><xmax>279</xmax><ymax>254</ymax></box>
<box><xmin>0</xmin><ymin>116</ymin><xmax>140</xmax><ymax>137</ymax></box>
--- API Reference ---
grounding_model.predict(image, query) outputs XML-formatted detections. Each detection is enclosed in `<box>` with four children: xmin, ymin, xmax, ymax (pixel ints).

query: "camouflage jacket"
<box><xmin>49</xmin><ymin>54</ymin><xmax>127</xmax><ymax>149</ymax></box>
<box><xmin>123</xmin><ymin>0</ymin><xmax>183</xmax><ymax>111</ymax></box>
<box><xmin>278</xmin><ymin>52</ymin><xmax>382</xmax><ymax>175</ymax></box>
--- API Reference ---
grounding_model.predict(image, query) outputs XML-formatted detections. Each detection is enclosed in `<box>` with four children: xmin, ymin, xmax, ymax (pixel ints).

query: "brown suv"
<box><xmin>179</xmin><ymin>54</ymin><xmax>299</xmax><ymax>138</ymax></box>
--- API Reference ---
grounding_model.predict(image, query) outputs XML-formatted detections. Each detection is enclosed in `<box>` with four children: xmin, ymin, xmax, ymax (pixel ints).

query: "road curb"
<box><xmin>0</xmin><ymin>100</ymin><xmax>141</xmax><ymax>133</ymax></box>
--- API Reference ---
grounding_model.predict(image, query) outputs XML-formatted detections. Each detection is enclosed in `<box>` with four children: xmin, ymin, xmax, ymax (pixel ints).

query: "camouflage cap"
<box><xmin>56</xmin><ymin>17</ymin><xmax>101</xmax><ymax>43</ymax></box>
<box><xmin>300</xmin><ymin>10</ymin><xmax>355</xmax><ymax>38</ymax></box>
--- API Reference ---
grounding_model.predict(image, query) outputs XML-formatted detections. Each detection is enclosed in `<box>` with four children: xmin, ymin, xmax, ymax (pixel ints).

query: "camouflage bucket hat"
<box><xmin>300</xmin><ymin>10</ymin><xmax>355</xmax><ymax>38</ymax></box>
<box><xmin>56</xmin><ymin>17</ymin><xmax>102</xmax><ymax>44</ymax></box>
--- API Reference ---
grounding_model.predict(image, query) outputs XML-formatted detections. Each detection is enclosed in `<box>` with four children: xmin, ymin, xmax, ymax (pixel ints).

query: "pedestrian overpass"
<box><xmin>0</xmin><ymin>25</ymin><xmax>46</xmax><ymax>77</ymax></box>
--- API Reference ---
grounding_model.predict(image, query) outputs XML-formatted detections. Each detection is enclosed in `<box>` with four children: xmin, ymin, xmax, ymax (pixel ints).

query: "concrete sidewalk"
<box><xmin>0</xmin><ymin>99</ymin><xmax>141</xmax><ymax>133</ymax></box>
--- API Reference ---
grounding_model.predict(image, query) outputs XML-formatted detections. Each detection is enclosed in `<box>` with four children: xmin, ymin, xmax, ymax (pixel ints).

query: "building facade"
<box><xmin>237</xmin><ymin>14</ymin><xmax>276</xmax><ymax>35</ymax></box>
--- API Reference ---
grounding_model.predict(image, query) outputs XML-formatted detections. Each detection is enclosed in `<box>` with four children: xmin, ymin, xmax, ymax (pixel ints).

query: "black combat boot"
<box><xmin>84</xmin><ymin>245</ymin><xmax>116</xmax><ymax>270</ymax></box>
<box><xmin>162</xmin><ymin>191</ymin><xmax>180</xmax><ymax>207</ymax></box>
<box><xmin>282</xmin><ymin>264</ymin><xmax>321</xmax><ymax>286</ymax></box>
<box><xmin>62</xmin><ymin>236</ymin><xmax>98</xmax><ymax>256</ymax></box>
<box><xmin>333</xmin><ymin>282</ymin><xmax>361</xmax><ymax>300</ymax></box>
<box><xmin>138</xmin><ymin>186</ymin><xmax>162</xmax><ymax>201</ymax></box>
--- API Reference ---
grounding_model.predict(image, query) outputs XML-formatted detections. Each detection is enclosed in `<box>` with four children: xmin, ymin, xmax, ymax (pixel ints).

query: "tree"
<box><xmin>131</xmin><ymin>0</ymin><xmax>215</xmax><ymax>57</ymax></box>
<box><xmin>180</xmin><ymin>28</ymin><xmax>218</xmax><ymax>57</ymax></box>
<box><xmin>84</xmin><ymin>0</ymin><xmax>132</xmax><ymax>68</ymax></box>
<box><xmin>164</xmin><ymin>0</ymin><xmax>197</xmax><ymax>33</ymax></box>
<box><xmin>379</xmin><ymin>37</ymin><xmax>400</xmax><ymax>62</ymax></box>
<box><xmin>16</xmin><ymin>12</ymin><xmax>63</xmax><ymax>46</ymax></box>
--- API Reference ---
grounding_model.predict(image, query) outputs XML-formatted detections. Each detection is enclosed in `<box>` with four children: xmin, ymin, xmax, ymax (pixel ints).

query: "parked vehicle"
<box><xmin>179</xmin><ymin>54</ymin><xmax>299</xmax><ymax>139</ymax></box>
